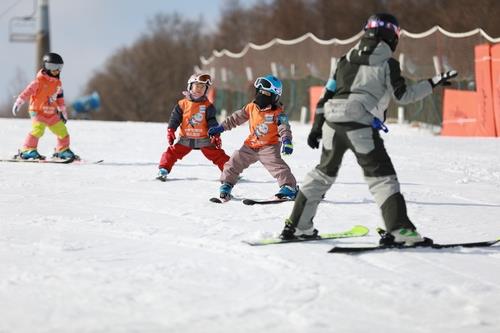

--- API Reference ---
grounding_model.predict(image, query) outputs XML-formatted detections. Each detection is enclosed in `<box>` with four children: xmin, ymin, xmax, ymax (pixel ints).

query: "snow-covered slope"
<box><xmin>1</xmin><ymin>118</ymin><xmax>499</xmax><ymax>333</ymax></box>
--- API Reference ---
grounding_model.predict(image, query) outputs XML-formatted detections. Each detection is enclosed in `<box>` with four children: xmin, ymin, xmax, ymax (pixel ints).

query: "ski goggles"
<box><xmin>194</xmin><ymin>74</ymin><xmax>212</xmax><ymax>85</ymax></box>
<box><xmin>254</xmin><ymin>77</ymin><xmax>282</xmax><ymax>96</ymax></box>
<box><xmin>364</xmin><ymin>19</ymin><xmax>401</xmax><ymax>38</ymax></box>
<box><xmin>45</xmin><ymin>62</ymin><xmax>64</xmax><ymax>71</ymax></box>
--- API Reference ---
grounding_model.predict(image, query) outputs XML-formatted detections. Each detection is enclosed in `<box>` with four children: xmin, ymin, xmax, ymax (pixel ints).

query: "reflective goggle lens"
<box><xmin>254</xmin><ymin>78</ymin><xmax>272</xmax><ymax>89</ymax></box>
<box><xmin>197</xmin><ymin>74</ymin><xmax>212</xmax><ymax>85</ymax></box>
<box><xmin>45</xmin><ymin>62</ymin><xmax>63</xmax><ymax>71</ymax></box>
<box><xmin>364</xmin><ymin>19</ymin><xmax>400</xmax><ymax>37</ymax></box>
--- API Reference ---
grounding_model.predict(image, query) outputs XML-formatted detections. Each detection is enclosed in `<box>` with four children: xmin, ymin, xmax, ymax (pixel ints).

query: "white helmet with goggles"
<box><xmin>187</xmin><ymin>73</ymin><xmax>212</xmax><ymax>91</ymax></box>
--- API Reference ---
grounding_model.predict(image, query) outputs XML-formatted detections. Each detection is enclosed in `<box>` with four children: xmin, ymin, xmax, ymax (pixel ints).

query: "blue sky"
<box><xmin>0</xmin><ymin>0</ymin><xmax>256</xmax><ymax>106</ymax></box>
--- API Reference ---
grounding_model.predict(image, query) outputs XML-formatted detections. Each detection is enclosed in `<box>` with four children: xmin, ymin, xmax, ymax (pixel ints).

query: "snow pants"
<box><xmin>221</xmin><ymin>143</ymin><xmax>296</xmax><ymax>187</ymax></box>
<box><xmin>23</xmin><ymin>112</ymin><xmax>70</xmax><ymax>152</ymax></box>
<box><xmin>159</xmin><ymin>143</ymin><xmax>229</xmax><ymax>173</ymax></box>
<box><xmin>288</xmin><ymin>121</ymin><xmax>415</xmax><ymax>232</ymax></box>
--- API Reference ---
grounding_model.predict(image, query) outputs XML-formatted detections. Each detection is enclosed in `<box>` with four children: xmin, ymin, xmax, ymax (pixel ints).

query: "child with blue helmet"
<box><xmin>208</xmin><ymin>75</ymin><xmax>298</xmax><ymax>201</ymax></box>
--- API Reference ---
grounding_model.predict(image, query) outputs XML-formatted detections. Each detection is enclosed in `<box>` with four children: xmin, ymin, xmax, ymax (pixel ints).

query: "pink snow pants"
<box><xmin>221</xmin><ymin>143</ymin><xmax>296</xmax><ymax>187</ymax></box>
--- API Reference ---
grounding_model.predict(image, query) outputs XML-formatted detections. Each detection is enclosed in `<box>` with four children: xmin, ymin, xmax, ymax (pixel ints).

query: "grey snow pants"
<box><xmin>288</xmin><ymin>121</ymin><xmax>416</xmax><ymax>232</ymax></box>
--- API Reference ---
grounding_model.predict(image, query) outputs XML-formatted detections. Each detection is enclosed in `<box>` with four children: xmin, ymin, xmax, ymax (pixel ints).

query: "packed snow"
<box><xmin>1</xmin><ymin>118</ymin><xmax>499</xmax><ymax>333</ymax></box>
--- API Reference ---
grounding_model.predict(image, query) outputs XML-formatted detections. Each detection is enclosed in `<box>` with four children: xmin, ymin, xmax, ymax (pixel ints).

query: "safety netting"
<box><xmin>200</xmin><ymin>27</ymin><xmax>500</xmax><ymax>125</ymax></box>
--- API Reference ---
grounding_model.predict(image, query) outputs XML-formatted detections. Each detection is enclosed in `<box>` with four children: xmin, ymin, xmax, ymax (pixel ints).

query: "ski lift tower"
<box><xmin>9</xmin><ymin>0</ymin><xmax>50</xmax><ymax>72</ymax></box>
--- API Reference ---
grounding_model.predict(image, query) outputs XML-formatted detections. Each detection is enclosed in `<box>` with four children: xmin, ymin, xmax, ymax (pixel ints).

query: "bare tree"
<box><xmin>211</xmin><ymin>0</ymin><xmax>270</xmax><ymax>52</ymax></box>
<box><xmin>81</xmin><ymin>0</ymin><xmax>498</xmax><ymax>122</ymax></box>
<box><xmin>214</xmin><ymin>0</ymin><xmax>499</xmax><ymax>46</ymax></box>
<box><xmin>85</xmin><ymin>13</ymin><xmax>211</xmax><ymax>122</ymax></box>
<box><xmin>0</xmin><ymin>68</ymin><xmax>30</xmax><ymax>118</ymax></box>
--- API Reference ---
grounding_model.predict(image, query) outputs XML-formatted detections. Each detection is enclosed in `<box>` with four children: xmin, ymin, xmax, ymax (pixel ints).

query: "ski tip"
<box><xmin>242</xmin><ymin>239</ymin><xmax>271</xmax><ymax>246</ymax></box>
<box><xmin>352</xmin><ymin>225</ymin><xmax>370</xmax><ymax>234</ymax></box>
<box><xmin>210</xmin><ymin>197</ymin><xmax>231</xmax><ymax>204</ymax></box>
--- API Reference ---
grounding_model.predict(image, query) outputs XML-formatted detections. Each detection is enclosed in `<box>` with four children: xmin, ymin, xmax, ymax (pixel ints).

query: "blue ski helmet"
<box><xmin>254</xmin><ymin>75</ymin><xmax>283</xmax><ymax>97</ymax></box>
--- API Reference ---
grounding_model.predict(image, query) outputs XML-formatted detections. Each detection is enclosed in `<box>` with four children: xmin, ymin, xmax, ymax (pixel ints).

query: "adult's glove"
<box><xmin>12</xmin><ymin>98</ymin><xmax>25</xmax><ymax>116</ymax></box>
<box><xmin>58</xmin><ymin>106</ymin><xmax>68</xmax><ymax>124</ymax></box>
<box><xmin>208</xmin><ymin>125</ymin><xmax>225</xmax><ymax>137</ymax></box>
<box><xmin>281</xmin><ymin>139</ymin><xmax>293</xmax><ymax>155</ymax></box>
<box><xmin>371</xmin><ymin>117</ymin><xmax>389</xmax><ymax>133</ymax></box>
<box><xmin>429</xmin><ymin>70</ymin><xmax>458</xmax><ymax>88</ymax></box>
<box><xmin>307</xmin><ymin>129</ymin><xmax>322</xmax><ymax>149</ymax></box>
<box><xmin>210</xmin><ymin>134</ymin><xmax>222</xmax><ymax>149</ymax></box>
<box><xmin>167</xmin><ymin>128</ymin><xmax>176</xmax><ymax>146</ymax></box>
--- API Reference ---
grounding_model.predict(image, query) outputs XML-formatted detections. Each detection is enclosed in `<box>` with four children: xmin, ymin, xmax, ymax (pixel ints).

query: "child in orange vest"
<box><xmin>208</xmin><ymin>75</ymin><xmax>298</xmax><ymax>201</ymax></box>
<box><xmin>157</xmin><ymin>73</ymin><xmax>230</xmax><ymax>181</ymax></box>
<box><xmin>12</xmin><ymin>52</ymin><xmax>77</xmax><ymax>160</ymax></box>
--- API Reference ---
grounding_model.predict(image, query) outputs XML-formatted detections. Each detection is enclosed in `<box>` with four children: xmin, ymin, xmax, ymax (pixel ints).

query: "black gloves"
<box><xmin>307</xmin><ymin>129</ymin><xmax>322</xmax><ymax>149</ymax></box>
<box><xmin>307</xmin><ymin>112</ymin><xmax>325</xmax><ymax>149</ymax></box>
<box><xmin>429</xmin><ymin>70</ymin><xmax>458</xmax><ymax>88</ymax></box>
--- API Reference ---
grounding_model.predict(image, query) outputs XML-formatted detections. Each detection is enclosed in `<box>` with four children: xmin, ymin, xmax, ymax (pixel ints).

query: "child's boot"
<box><xmin>19</xmin><ymin>149</ymin><xmax>45</xmax><ymax>160</ymax></box>
<box><xmin>53</xmin><ymin>148</ymin><xmax>77</xmax><ymax>160</ymax></box>
<box><xmin>157</xmin><ymin>168</ymin><xmax>168</xmax><ymax>182</ymax></box>
<box><xmin>219</xmin><ymin>182</ymin><xmax>233</xmax><ymax>200</ymax></box>
<box><xmin>275</xmin><ymin>185</ymin><xmax>298</xmax><ymax>200</ymax></box>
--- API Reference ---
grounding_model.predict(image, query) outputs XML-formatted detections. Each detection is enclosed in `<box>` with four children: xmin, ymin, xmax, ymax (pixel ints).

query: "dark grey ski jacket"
<box><xmin>324</xmin><ymin>39</ymin><xmax>433</xmax><ymax>125</ymax></box>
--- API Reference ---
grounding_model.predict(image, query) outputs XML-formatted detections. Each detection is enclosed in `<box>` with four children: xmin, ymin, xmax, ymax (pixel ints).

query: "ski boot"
<box><xmin>275</xmin><ymin>185</ymin><xmax>298</xmax><ymax>200</ymax></box>
<box><xmin>280</xmin><ymin>219</ymin><xmax>318</xmax><ymax>240</ymax></box>
<box><xmin>219</xmin><ymin>182</ymin><xmax>233</xmax><ymax>200</ymax></box>
<box><xmin>19</xmin><ymin>149</ymin><xmax>45</xmax><ymax>160</ymax></box>
<box><xmin>378</xmin><ymin>228</ymin><xmax>433</xmax><ymax>246</ymax></box>
<box><xmin>156</xmin><ymin>168</ymin><xmax>168</xmax><ymax>182</ymax></box>
<box><xmin>53</xmin><ymin>148</ymin><xmax>77</xmax><ymax>160</ymax></box>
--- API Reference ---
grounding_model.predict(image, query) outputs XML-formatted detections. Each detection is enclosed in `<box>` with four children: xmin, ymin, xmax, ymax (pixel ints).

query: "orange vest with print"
<box><xmin>29</xmin><ymin>71</ymin><xmax>62</xmax><ymax>116</ymax></box>
<box><xmin>178</xmin><ymin>98</ymin><xmax>211</xmax><ymax>138</ymax></box>
<box><xmin>244</xmin><ymin>103</ymin><xmax>283</xmax><ymax>148</ymax></box>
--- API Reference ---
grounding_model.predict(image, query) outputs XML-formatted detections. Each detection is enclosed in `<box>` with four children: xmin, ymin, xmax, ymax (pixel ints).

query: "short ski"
<box><xmin>0</xmin><ymin>157</ymin><xmax>102</xmax><ymax>165</ymax></box>
<box><xmin>244</xmin><ymin>225</ymin><xmax>369</xmax><ymax>246</ymax></box>
<box><xmin>0</xmin><ymin>157</ymin><xmax>75</xmax><ymax>164</ymax></box>
<box><xmin>209</xmin><ymin>197</ymin><xmax>231</xmax><ymax>204</ymax></box>
<box><xmin>242</xmin><ymin>198</ymin><xmax>292</xmax><ymax>205</ymax></box>
<box><xmin>328</xmin><ymin>238</ymin><xmax>500</xmax><ymax>254</ymax></box>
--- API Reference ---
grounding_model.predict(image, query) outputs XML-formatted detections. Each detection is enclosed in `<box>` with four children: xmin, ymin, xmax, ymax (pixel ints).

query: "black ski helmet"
<box><xmin>42</xmin><ymin>52</ymin><xmax>64</xmax><ymax>71</ymax></box>
<box><xmin>363</xmin><ymin>13</ymin><xmax>400</xmax><ymax>51</ymax></box>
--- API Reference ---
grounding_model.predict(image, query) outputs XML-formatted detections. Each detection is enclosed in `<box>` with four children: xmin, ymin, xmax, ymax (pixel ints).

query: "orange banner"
<box><xmin>474</xmin><ymin>44</ymin><xmax>496</xmax><ymax>136</ymax></box>
<box><xmin>441</xmin><ymin>44</ymin><xmax>497</xmax><ymax>137</ymax></box>
<box><xmin>441</xmin><ymin>90</ymin><xmax>479</xmax><ymax>136</ymax></box>
<box><xmin>309</xmin><ymin>86</ymin><xmax>323</xmax><ymax>124</ymax></box>
<box><xmin>490</xmin><ymin>44</ymin><xmax>500</xmax><ymax>136</ymax></box>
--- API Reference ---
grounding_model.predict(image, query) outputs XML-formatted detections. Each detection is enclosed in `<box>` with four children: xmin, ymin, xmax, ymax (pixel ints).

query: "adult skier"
<box><xmin>280</xmin><ymin>13</ymin><xmax>457</xmax><ymax>244</ymax></box>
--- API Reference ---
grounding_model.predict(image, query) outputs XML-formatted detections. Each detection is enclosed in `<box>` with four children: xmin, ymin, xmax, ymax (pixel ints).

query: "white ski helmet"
<box><xmin>187</xmin><ymin>73</ymin><xmax>212</xmax><ymax>94</ymax></box>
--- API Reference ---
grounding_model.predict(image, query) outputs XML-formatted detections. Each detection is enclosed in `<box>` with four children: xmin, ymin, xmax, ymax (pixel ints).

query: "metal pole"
<box><xmin>36</xmin><ymin>0</ymin><xmax>50</xmax><ymax>71</ymax></box>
